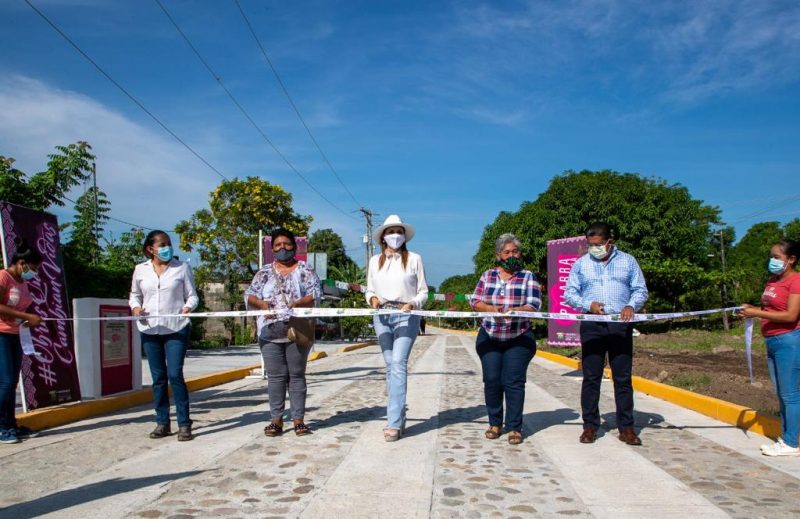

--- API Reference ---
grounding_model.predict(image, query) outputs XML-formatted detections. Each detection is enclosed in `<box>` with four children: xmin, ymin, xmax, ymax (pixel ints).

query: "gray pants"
<box><xmin>260</xmin><ymin>340</ymin><xmax>311</xmax><ymax>421</ymax></box>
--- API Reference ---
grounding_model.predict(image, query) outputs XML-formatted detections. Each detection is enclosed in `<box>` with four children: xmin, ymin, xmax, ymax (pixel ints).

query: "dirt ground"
<box><xmin>633</xmin><ymin>346</ymin><xmax>778</xmax><ymax>416</ymax></box>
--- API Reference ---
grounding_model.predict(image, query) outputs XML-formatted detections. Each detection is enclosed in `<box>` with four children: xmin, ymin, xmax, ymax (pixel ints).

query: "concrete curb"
<box><xmin>16</xmin><ymin>351</ymin><xmax>332</xmax><ymax>432</ymax></box>
<box><xmin>431</xmin><ymin>326</ymin><xmax>781</xmax><ymax>439</ymax></box>
<box><xmin>308</xmin><ymin>351</ymin><xmax>328</xmax><ymax>361</ymax></box>
<box><xmin>337</xmin><ymin>341</ymin><xmax>376</xmax><ymax>353</ymax></box>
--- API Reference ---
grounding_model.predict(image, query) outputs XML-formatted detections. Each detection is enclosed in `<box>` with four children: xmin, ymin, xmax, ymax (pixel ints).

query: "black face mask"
<box><xmin>274</xmin><ymin>248</ymin><xmax>296</xmax><ymax>262</ymax></box>
<box><xmin>495</xmin><ymin>256</ymin><xmax>523</xmax><ymax>272</ymax></box>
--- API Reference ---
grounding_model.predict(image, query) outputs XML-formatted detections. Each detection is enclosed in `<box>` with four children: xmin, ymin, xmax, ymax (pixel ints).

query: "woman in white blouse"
<box><xmin>365</xmin><ymin>215</ymin><xmax>428</xmax><ymax>441</ymax></box>
<box><xmin>129</xmin><ymin>230</ymin><xmax>198</xmax><ymax>442</ymax></box>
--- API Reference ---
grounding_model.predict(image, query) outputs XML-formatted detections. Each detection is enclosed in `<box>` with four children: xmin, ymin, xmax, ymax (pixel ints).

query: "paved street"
<box><xmin>2</xmin><ymin>330</ymin><xmax>800</xmax><ymax>518</ymax></box>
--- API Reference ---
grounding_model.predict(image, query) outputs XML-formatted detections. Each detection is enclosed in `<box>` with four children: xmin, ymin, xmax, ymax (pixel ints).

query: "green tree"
<box><xmin>0</xmin><ymin>142</ymin><xmax>96</xmax><ymax>210</ymax></box>
<box><xmin>308</xmin><ymin>228</ymin><xmax>354</xmax><ymax>271</ymax></box>
<box><xmin>105</xmin><ymin>228</ymin><xmax>147</xmax><ymax>271</ymax></box>
<box><xmin>62</xmin><ymin>186</ymin><xmax>111</xmax><ymax>265</ymax></box>
<box><xmin>176</xmin><ymin>177</ymin><xmax>312</xmax><ymax>345</ymax></box>
<box><xmin>728</xmin><ymin>222</ymin><xmax>783</xmax><ymax>303</ymax></box>
<box><xmin>475</xmin><ymin>170</ymin><xmax>723</xmax><ymax>312</ymax></box>
<box><xmin>784</xmin><ymin>218</ymin><xmax>800</xmax><ymax>243</ymax></box>
<box><xmin>328</xmin><ymin>262</ymin><xmax>366</xmax><ymax>285</ymax></box>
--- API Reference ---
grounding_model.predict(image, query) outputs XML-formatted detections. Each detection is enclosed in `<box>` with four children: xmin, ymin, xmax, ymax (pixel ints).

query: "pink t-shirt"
<box><xmin>0</xmin><ymin>269</ymin><xmax>33</xmax><ymax>334</ymax></box>
<box><xmin>760</xmin><ymin>272</ymin><xmax>800</xmax><ymax>337</ymax></box>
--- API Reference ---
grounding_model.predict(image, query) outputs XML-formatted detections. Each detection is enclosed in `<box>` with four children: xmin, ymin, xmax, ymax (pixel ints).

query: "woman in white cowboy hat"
<box><xmin>365</xmin><ymin>214</ymin><xmax>428</xmax><ymax>441</ymax></box>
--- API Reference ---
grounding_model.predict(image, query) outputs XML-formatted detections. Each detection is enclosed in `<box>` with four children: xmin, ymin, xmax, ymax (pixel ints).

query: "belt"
<box><xmin>381</xmin><ymin>301</ymin><xmax>409</xmax><ymax>309</ymax></box>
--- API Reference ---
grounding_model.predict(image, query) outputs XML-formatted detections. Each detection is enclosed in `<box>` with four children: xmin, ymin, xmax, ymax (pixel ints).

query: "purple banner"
<box><xmin>547</xmin><ymin>236</ymin><xmax>587</xmax><ymax>347</ymax></box>
<box><xmin>0</xmin><ymin>202</ymin><xmax>81</xmax><ymax>409</ymax></box>
<box><xmin>261</xmin><ymin>236</ymin><xmax>307</xmax><ymax>266</ymax></box>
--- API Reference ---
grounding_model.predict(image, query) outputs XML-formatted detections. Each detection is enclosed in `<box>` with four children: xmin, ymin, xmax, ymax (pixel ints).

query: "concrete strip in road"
<box><xmin>22</xmin><ymin>348</ymin><xmax>389</xmax><ymax>518</ymax></box>
<box><xmin>523</xmin><ymin>381</ymin><xmax>728</xmax><ymax>518</ymax></box>
<box><xmin>462</xmin><ymin>338</ymin><xmax>727</xmax><ymax>518</ymax></box>
<box><xmin>301</xmin><ymin>335</ymin><xmax>447</xmax><ymax>518</ymax></box>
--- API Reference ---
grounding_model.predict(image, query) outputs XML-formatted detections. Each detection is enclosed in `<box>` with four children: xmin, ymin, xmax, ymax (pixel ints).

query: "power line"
<box><xmin>232</xmin><ymin>0</ymin><xmax>362</xmax><ymax>208</ymax></box>
<box><xmin>727</xmin><ymin>193</ymin><xmax>800</xmax><ymax>224</ymax></box>
<box><xmin>60</xmin><ymin>194</ymin><xmax>155</xmax><ymax>231</ymax></box>
<box><xmin>24</xmin><ymin>0</ymin><xmax>229</xmax><ymax>182</ymax></box>
<box><xmin>154</xmin><ymin>0</ymin><xmax>358</xmax><ymax>220</ymax></box>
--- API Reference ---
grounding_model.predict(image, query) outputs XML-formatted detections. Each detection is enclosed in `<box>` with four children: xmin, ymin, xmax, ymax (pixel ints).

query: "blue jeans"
<box><xmin>0</xmin><ymin>333</ymin><xmax>22</xmax><ymax>431</ymax></box>
<box><xmin>142</xmin><ymin>326</ymin><xmax>191</xmax><ymax>427</ymax></box>
<box><xmin>766</xmin><ymin>328</ymin><xmax>800</xmax><ymax>448</ymax></box>
<box><xmin>374</xmin><ymin>313</ymin><xmax>420</xmax><ymax>428</ymax></box>
<box><xmin>476</xmin><ymin>328</ymin><xmax>536</xmax><ymax>432</ymax></box>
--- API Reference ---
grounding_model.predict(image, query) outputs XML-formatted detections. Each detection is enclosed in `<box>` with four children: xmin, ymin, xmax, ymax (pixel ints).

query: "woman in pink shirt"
<box><xmin>741</xmin><ymin>240</ymin><xmax>800</xmax><ymax>457</ymax></box>
<box><xmin>0</xmin><ymin>239</ymin><xmax>43</xmax><ymax>444</ymax></box>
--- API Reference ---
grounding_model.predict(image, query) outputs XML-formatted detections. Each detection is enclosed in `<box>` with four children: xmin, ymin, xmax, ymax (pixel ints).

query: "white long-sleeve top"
<box><xmin>365</xmin><ymin>251</ymin><xmax>428</xmax><ymax>309</ymax></box>
<box><xmin>129</xmin><ymin>259</ymin><xmax>199</xmax><ymax>335</ymax></box>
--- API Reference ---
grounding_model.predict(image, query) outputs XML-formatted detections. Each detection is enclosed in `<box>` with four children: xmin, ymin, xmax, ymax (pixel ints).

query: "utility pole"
<box><xmin>92</xmin><ymin>163</ymin><xmax>99</xmax><ymax>265</ymax></box>
<box><xmin>359</xmin><ymin>207</ymin><xmax>373</xmax><ymax>274</ymax></box>
<box><xmin>714</xmin><ymin>230</ymin><xmax>730</xmax><ymax>332</ymax></box>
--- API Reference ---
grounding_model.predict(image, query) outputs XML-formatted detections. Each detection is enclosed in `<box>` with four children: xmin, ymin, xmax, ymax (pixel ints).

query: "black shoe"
<box><xmin>149</xmin><ymin>424</ymin><xmax>171</xmax><ymax>439</ymax></box>
<box><xmin>15</xmin><ymin>426</ymin><xmax>39</xmax><ymax>439</ymax></box>
<box><xmin>177</xmin><ymin>425</ymin><xmax>193</xmax><ymax>442</ymax></box>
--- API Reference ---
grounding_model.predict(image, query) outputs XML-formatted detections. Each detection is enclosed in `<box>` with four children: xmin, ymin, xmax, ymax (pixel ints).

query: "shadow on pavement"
<box><xmin>308</xmin><ymin>405</ymin><xmax>386</xmax><ymax>430</ymax></box>
<box><xmin>524</xmin><ymin>407</ymin><xmax>581</xmax><ymax>435</ymax></box>
<box><xmin>404</xmin><ymin>404</ymin><xmax>486</xmax><ymax>438</ymax></box>
<box><xmin>0</xmin><ymin>471</ymin><xmax>205</xmax><ymax>517</ymax></box>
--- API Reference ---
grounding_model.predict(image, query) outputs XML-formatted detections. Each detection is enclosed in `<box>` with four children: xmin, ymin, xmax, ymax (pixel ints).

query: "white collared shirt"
<box><xmin>129</xmin><ymin>259</ymin><xmax>199</xmax><ymax>335</ymax></box>
<box><xmin>365</xmin><ymin>251</ymin><xmax>428</xmax><ymax>309</ymax></box>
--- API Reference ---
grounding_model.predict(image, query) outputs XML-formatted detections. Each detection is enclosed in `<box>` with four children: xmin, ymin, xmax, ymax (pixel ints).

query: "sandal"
<box><xmin>264</xmin><ymin>422</ymin><xmax>283</xmax><ymax>437</ymax></box>
<box><xmin>294</xmin><ymin>422</ymin><xmax>312</xmax><ymax>436</ymax></box>
<box><xmin>384</xmin><ymin>428</ymin><xmax>401</xmax><ymax>442</ymax></box>
<box><xmin>485</xmin><ymin>425</ymin><xmax>502</xmax><ymax>440</ymax></box>
<box><xmin>507</xmin><ymin>431</ymin><xmax>523</xmax><ymax>445</ymax></box>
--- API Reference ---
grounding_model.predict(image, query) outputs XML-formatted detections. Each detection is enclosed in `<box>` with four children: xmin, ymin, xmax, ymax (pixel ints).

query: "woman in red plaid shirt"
<box><xmin>470</xmin><ymin>233</ymin><xmax>542</xmax><ymax>445</ymax></box>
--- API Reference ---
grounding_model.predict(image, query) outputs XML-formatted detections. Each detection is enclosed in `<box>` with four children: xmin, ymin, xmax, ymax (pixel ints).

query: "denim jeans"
<box><xmin>260</xmin><ymin>339</ymin><xmax>312</xmax><ymax>421</ymax></box>
<box><xmin>142</xmin><ymin>326</ymin><xmax>191</xmax><ymax>427</ymax></box>
<box><xmin>0</xmin><ymin>332</ymin><xmax>22</xmax><ymax>431</ymax></box>
<box><xmin>580</xmin><ymin>321</ymin><xmax>635</xmax><ymax>431</ymax></box>
<box><xmin>476</xmin><ymin>328</ymin><xmax>536</xmax><ymax>432</ymax></box>
<box><xmin>373</xmin><ymin>313</ymin><xmax>420</xmax><ymax>428</ymax></box>
<box><xmin>766</xmin><ymin>328</ymin><xmax>800</xmax><ymax>448</ymax></box>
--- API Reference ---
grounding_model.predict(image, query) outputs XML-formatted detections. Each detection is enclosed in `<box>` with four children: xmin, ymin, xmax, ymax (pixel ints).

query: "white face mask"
<box><xmin>384</xmin><ymin>234</ymin><xmax>406</xmax><ymax>249</ymax></box>
<box><xmin>588</xmin><ymin>244</ymin><xmax>609</xmax><ymax>260</ymax></box>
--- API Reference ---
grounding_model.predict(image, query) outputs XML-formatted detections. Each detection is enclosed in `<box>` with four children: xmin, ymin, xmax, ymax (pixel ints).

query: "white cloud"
<box><xmin>0</xmin><ymin>74</ymin><xmax>219</xmax><ymax>239</ymax></box>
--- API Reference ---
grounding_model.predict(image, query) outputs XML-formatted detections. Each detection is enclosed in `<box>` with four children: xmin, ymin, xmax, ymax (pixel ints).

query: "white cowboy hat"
<box><xmin>373</xmin><ymin>214</ymin><xmax>416</xmax><ymax>244</ymax></box>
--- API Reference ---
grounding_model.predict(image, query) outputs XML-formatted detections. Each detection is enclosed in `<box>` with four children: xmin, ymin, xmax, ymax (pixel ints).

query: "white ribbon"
<box><xmin>744</xmin><ymin>318</ymin><xmax>754</xmax><ymax>384</ymax></box>
<box><xmin>42</xmin><ymin>306</ymin><xmax>743</xmax><ymax>322</ymax></box>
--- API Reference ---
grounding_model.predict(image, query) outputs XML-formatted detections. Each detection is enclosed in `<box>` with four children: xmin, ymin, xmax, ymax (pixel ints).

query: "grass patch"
<box><xmin>667</xmin><ymin>372</ymin><xmax>711</xmax><ymax>392</ymax></box>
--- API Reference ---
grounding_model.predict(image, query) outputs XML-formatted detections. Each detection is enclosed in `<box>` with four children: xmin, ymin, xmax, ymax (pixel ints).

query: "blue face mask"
<box><xmin>768</xmin><ymin>258</ymin><xmax>785</xmax><ymax>275</ymax></box>
<box><xmin>21</xmin><ymin>268</ymin><xmax>37</xmax><ymax>281</ymax></box>
<box><xmin>157</xmin><ymin>246</ymin><xmax>174</xmax><ymax>262</ymax></box>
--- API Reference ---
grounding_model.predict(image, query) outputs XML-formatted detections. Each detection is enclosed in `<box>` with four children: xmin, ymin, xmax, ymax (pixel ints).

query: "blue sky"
<box><xmin>1</xmin><ymin>0</ymin><xmax>799</xmax><ymax>287</ymax></box>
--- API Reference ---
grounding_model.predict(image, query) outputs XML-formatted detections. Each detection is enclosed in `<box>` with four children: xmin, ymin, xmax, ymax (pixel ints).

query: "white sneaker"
<box><xmin>762</xmin><ymin>438</ymin><xmax>800</xmax><ymax>457</ymax></box>
<box><xmin>760</xmin><ymin>439</ymin><xmax>783</xmax><ymax>452</ymax></box>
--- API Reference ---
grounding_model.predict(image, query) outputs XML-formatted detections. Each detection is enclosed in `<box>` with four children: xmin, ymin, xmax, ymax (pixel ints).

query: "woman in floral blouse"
<box><xmin>245</xmin><ymin>228</ymin><xmax>321</xmax><ymax>437</ymax></box>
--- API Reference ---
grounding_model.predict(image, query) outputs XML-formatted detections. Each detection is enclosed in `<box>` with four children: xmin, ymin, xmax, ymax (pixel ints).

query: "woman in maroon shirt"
<box><xmin>741</xmin><ymin>240</ymin><xmax>800</xmax><ymax>457</ymax></box>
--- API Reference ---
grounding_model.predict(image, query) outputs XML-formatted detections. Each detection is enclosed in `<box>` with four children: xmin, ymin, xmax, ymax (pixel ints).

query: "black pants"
<box><xmin>580</xmin><ymin>321</ymin><xmax>634</xmax><ymax>431</ymax></box>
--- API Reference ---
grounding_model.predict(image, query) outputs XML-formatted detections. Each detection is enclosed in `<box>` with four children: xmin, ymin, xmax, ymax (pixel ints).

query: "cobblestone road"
<box><xmin>1</xmin><ymin>331</ymin><xmax>799</xmax><ymax>518</ymax></box>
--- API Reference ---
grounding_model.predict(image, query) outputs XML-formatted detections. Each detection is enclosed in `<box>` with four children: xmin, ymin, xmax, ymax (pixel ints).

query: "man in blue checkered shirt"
<box><xmin>565</xmin><ymin>222</ymin><xmax>648</xmax><ymax>446</ymax></box>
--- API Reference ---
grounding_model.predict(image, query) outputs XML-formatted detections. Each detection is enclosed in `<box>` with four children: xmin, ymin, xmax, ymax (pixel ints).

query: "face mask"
<box><xmin>496</xmin><ymin>256</ymin><xmax>523</xmax><ymax>272</ymax></box>
<box><xmin>768</xmin><ymin>258</ymin><xmax>786</xmax><ymax>275</ymax></box>
<box><xmin>384</xmin><ymin>234</ymin><xmax>406</xmax><ymax>249</ymax></box>
<box><xmin>588</xmin><ymin>244</ymin><xmax>609</xmax><ymax>260</ymax></box>
<box><xmin>274</xmin><ymin>248</ymin><xmax>296</xmax><ymax>262</ymax></box>
<box><xmin>156</xmin><ymin>246</ymin><xmax>174</xmax><ymax>262</ymax></box>
<box><xmin>21</xmin><ymin>268</ymin><xmax>37</xmax><ymax>281</ymax></box>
